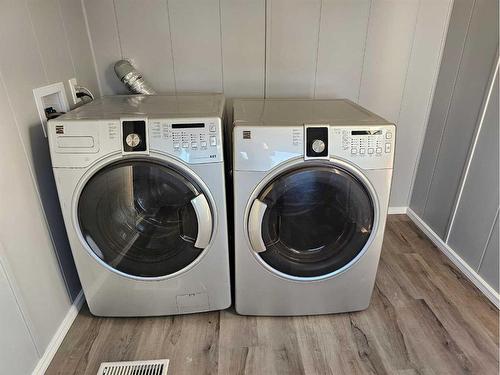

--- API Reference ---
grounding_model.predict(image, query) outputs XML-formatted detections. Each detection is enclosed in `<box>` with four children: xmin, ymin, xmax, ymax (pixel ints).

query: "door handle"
<box><xmin>248</xmin><ymin>199</ymin><xmax>267</xmax><ymax>253</ymax></box>
<box><xmin>190</xmin><ymin>194</ymin><xmax>213</xmax><ymax>249</ymax></box>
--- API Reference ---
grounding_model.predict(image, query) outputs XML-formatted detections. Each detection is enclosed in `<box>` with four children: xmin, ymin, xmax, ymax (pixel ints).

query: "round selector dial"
<box><xmin>125</xmin><ymin>133</ymin><xmax>141</xmax><ymax>148</ymax></box>
<box><xmin>311</xmin><ymin>139</ymin><xmax>326</xmax><ymax>154</ymax></box>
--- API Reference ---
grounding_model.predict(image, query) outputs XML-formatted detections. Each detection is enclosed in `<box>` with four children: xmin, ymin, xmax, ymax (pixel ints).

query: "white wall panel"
<box><xmin>423</xmin><ymin>0</ymin><xmax>499</xmax><ymax>237</ymax></box>
<box><xmin>315</xmin><ymin>0</ymin><xmax>370</xmax><ymax>100</ymax></box>
<box><xmin>410</xmin><ymin>0</ymin><xmax>475</xmax><ymax>216</ymax></box>
<box><xmin>391</xmin><ymin>0</ymin><xmax>452</xmax><ymax>207</ymax></box>
<box><xmin>479</xmin><ymin>211</ymin><xmax>499</xmax><ymax>293</ymax></box>
<box><xmin>168</xmin><ymin>0</ymin><xmax>223</xmax><ymax>93</ymax></box>
<box><xmin>27</xmin><ymin>0</ymin><xmax>75</xmax><ymax>97</ymax></box>
<box><xmin>0</xmin><ymin>255</ymin><xmax>39</xmax><ymax>375</ymax></box>
<box><xmin>115</xmin><ymin>0</ymin><xmax>176</xmax><ymax>94</ymax></box>
<box><xmin>59</xmin><ymin>0</ymin><xmax>100</xmax><ymax>95</ymax></box>
<box><xmin>220</xmin><ymin>0</ymin><xmax>265</xmax><ymax>98</ymax></box>
<box><xmin>447</xmin><ymin>70</ymin><xmax>499</xmax><ymax>268</ymax></box>
<box><xmin>359</xmin><ymin>0</ymin><xmax>419</xmax><ymax>123</ymax></box>
<box><xmin>84</xmin><ymin>0</ymin><xmax>124</xmax><ymax>95</ymax></box>
<box><xmin>0</xmin><ymin>69</ymin><xmax>71</xmax><ymax>353</ymax></box>
<box><xmin>266</xmin><ymin>0</ymin><xmax>321</xmax><ymax>97</ymax></box>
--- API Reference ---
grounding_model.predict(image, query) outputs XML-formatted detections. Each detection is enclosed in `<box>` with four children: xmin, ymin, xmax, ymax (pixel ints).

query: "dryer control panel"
<box><xmin>330</xmin><ymin>125</ymin><xmax>395</xmax><ymax>170</ymax></box>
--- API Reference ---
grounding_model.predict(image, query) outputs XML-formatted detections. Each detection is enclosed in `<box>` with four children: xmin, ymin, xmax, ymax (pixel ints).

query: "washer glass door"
<box><xmin>248</xmin><ymin>164</ymin><xmax>374</xmax><ymax>278</ymax></box>
<box><xmin>77</xmin><ymin>159</ymin><xmax>213</xmax><ymax>278</ymax></box>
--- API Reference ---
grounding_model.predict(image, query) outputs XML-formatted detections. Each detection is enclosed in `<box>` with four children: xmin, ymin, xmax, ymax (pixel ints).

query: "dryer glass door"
<box><xmin>248</xmin><ymin>165</ymin><xmax>374</xmax><ymax>278</ymax></box>
<box><xmin>77</xmin><ymin>160</ymin><xmax>213</xmax><ymax>278</ymax></box>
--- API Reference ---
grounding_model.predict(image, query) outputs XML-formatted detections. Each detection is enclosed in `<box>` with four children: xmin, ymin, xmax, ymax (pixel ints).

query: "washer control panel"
<box><xmin>331</xmin><ymin>125</ymin><xmax>395</xmax><ymax>169</ymax></box>
<box><xmin>149</xmin><ymin>117</ymin><xmax>223</xmax><ymax>164</ymax></box>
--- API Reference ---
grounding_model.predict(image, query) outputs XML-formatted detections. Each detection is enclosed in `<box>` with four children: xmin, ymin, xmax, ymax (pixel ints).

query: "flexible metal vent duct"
<box><xmin>114</xmin><ymin>59</ymin><xmax>156</xmax><ymax>95</ymax></box>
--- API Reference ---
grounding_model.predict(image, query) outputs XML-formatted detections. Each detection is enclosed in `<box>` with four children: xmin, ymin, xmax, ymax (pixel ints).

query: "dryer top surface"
<box><xmin>233</xmin><ymin>99</ymin><xmax>392</xmax><ymax>127</ymax></box>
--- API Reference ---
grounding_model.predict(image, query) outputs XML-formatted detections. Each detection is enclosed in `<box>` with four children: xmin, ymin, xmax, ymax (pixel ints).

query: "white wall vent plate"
<box><xmin>97</xmin><ymin>359</ymin><xmax>169</xmax><ymax>375</ymax></box>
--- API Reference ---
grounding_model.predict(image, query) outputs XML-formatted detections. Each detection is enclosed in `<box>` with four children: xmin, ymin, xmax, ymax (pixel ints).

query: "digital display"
<box><xmin>352</xmin><ymin>130</ymin><xmax>382</xmax><ymax>135</ymax></box>
<box><xmin>172</xmin><ymin>123</ymin><xmax>205</xmax><ymax>129</ymax></box>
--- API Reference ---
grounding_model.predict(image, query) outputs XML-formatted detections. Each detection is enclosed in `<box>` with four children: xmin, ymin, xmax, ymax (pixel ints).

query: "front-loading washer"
<box><xmin>232</xmin><ymin>99</ymin><xmax>395</xmax><ymax>315</ymax></box>
<box><xmin>48</xmin><ymin>94</ymin><xmax>231</xmax><ymax>316</ymax></box>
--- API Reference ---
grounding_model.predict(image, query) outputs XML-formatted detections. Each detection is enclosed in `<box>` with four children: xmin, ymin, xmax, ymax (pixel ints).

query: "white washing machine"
<box><xmin>48</xmin><ymin>94</ymin><xmax>231</xmax><ymax>316</ymax></box>
<box><xmin>232</xmin><ymin>99</ymin><xmax>395</xmax><ymax>316</ymax></box>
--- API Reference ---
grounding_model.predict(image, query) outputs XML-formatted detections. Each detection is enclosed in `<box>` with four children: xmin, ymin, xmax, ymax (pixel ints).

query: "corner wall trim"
<box><xmin>388</xmin><ymin>206</ymin><xmax>408</xmax><ymax>215</ymax></box>
<box><xmin>407</xmin><ymin>208</ymin><xmax>500</xmax><ymax>309</ymax></box>
<box><xmin>32</xmin><ymin>290</ymin><xmax>85</xmax><ymax>375</ymax></box>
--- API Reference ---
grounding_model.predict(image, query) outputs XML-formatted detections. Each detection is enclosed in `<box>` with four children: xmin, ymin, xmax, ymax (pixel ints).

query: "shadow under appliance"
<box><xmin>48</xmin><ymin>94</ymin><xmax>231</xmax><ymax>316</ymax></box>
<box><xmin>232</xmin><ymin>99</ymin><xmax>395</xmax><ymax>316</ymax></box>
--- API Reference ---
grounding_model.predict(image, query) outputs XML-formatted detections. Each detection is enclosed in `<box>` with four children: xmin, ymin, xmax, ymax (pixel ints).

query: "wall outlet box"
<box><xmin>68</xmin><ymin>77</ymin><xmax>82</xmax><ymax>105</ymax></box>
<box><xmin>33</xmin><ymin>82</ymin><xmax>69</xmax><ymax>137</ymax></box>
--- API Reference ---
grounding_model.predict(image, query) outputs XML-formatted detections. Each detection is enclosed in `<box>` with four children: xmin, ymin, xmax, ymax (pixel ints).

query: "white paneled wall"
<box><xmin>85</xmin><ymin>0</ymin><xmax>125</xmax><ymax>95</ymax></box>
<box><xmin>115</xmin><ymin>0</ymin><xmax>176</xmax><ymax>93</ymax></box>
<box><xmin>358</xmin><ymin>0</ymin><xmax>419</xmax><ymax>123</ymax></box>
<box><xmin>0</xmin><ymin>254</ymin><xmax>39</xmax><ymax>375</ymax></box>
<box><xmin>266</xmin><ymin>0</ymin><xmax>321</xmax><ymax>97</ymax></box>
<box><xmin>84</xmin><ymin>0</ymin><xmax>452</xmax><ymax>208</ymax></box>
<box><xmin>220</xmin><ymin>0</ymin><xmax>265</xmax><ymax>97</ymax></box>
<box><xmin>395</xmin><ymin>0</ymin><xmax>453</xmax><ymax>206</ymax></box>
<box><xmin>169</xmin><ymin>0</ymin><xmax>223</xmax><ymax>92</ymax></box>
<box><xmin>0</xmin><ymin>0</ymin><xmax>98</xmax><ymax>371</ymax></box>
<box><xmin>315</xmin><ymin>0</ymin><xmax>371</xmax><ymax>101</ymax></box>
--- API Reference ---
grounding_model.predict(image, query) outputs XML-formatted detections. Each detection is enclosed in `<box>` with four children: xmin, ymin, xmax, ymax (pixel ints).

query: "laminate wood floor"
<box><xmin>46</xmin><ymin>215</ymin><xmax>499</xmax><ymax>374</ymax></box>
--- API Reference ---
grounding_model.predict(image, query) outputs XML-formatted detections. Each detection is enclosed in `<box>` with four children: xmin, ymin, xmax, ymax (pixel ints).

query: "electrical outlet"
<box><xmin>33</xmin><ymin>82</ymin><xmax>69</xmax><ymax>137</ymax></box>
<box><xmin>68</xmin><ymin>77</ymin><xmax>81</xmax><ymax>105</ymax></box>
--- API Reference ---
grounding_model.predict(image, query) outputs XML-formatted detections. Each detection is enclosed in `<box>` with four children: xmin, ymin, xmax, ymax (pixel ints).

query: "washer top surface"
<box><xmin>233</xmin><ymin>98</ymin><xmax>392</xmax><ymax>127</ymax></box>
<box><xmin>58</xmin><ymin>93</ymin><xmax>225</xmax><ymax>120</ymax></box>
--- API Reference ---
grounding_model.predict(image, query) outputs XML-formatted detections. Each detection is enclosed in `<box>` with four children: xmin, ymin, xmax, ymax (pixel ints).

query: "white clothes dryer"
<box><xmin>232</xmin><ymin>99</ymin><xmax>395</xmax><ymax>315</ymax></box>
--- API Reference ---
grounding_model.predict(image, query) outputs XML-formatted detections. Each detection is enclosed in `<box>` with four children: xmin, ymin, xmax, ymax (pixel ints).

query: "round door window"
<box><xmin>251</xmin><ymin>165</ymin><xmax>374</xmax><ymax>277</ymax></box>
<box><xmin>78</xmin><ymin>160</ymin><xmax>210</xmax><ymax>278</ymax></box>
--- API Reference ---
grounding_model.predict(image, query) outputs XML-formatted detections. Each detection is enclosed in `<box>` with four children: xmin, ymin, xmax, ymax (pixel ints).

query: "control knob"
<box><xmin>125</xmin><ymin>133</ymin><xmax>141</xmax><ymax>148</ymax></box>
<box><xmin>311</xmin><ymin>139</ymin><xmax>326</xmax><ymax>154</ymax></box>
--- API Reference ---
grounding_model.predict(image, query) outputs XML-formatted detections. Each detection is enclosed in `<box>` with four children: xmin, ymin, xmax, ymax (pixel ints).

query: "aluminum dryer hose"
<box><xmin>114</xmin><ymin>59</ymin><xmax>157</xmax><ymax>95</ymax></box>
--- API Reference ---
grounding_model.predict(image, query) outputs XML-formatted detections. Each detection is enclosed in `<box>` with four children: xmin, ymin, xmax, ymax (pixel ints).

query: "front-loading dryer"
<box><xmin>48</xmin><ymin>94</ymin><xmax>231</xmax><ymax>316</ymax></box>
<box><xmin>232</xmin><ymin>99</ymin><xmax>395</xmax><ymax>316</ymax></box>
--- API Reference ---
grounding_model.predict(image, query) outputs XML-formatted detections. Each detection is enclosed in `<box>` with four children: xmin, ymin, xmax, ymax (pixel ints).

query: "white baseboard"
<box><xmin>32</xmin><ymin>290</ymin><xmax>85</xmax><ymax>375</ymax></box>
<box><xmin>407</xmin><ymin>208</ymin><xmax>500</xmax><ymax>309</ymax></box>
<box><xmin>388</xmin><ymin>206</ymin><xmax>408</xmax><ymax>215</ymax></box>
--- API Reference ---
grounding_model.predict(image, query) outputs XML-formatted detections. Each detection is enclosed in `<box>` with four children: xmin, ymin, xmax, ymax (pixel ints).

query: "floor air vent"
<box><xmin>97</xmin><ymin>359</ymin><xmax>169</xmax><ymax>375</ymax></box>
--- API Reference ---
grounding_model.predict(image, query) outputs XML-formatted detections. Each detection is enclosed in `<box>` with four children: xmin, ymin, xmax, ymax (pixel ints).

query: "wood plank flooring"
<box><xmin>46</xmin><ymin>215</ymin><xmax>499</xmax><ymax>374</ymax></box>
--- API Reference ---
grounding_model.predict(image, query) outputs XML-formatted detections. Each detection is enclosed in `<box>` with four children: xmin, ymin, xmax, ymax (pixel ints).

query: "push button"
<box><xmin>368</xmin><ymin>148</ymin><xmax>374</xmax><ymax>154</ymax></box>
<box><xmin>385</xmin><ymin>143</ymin><xmax>391</xmax><ymax>153</ymax></box>
<box><xmin>359</xmin><ymin>148</ymin><xmax>366</xmax><ymax>154</ymax></box>
<box><xmin>200</xmin><ymin>141</ymin><xmax>207</xmax><ymax>148</ymax></box>
<box><xmin>376</xmin><ymin>147</ymin><xmax>382</xmax><ymax>154</ymax></box>
<box><xmin>191</xmin><ymin>141</ymin><xmax>198</xmax><ymax>149</ymax></box>
<box><xmin>182</xmin><ymin>142</ymin><xmax>189</xmax><ymax>148</ymax></box>
<box><xmin>209</xmin><ymin>124</ymin><xmax>216</xmax><ymax>132</ymax></box>
<box><xmin>173</xmin><ymin>141</ymin><xmax>180</xmax><ymax>149</ymax></box>
<box><xmin>351</xmin><ymin>148</ymin><xmax>357</xmax><ymax>154</ymax></box>
<box><xmin>386</xmin><ymin>132</ymin><xmax>392</xmax><ymax>139</ymax></box>
<box><xmin>210</xmin><ymin>136</ymin><xmax>217</xmax><ymax>146</ymax></box>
